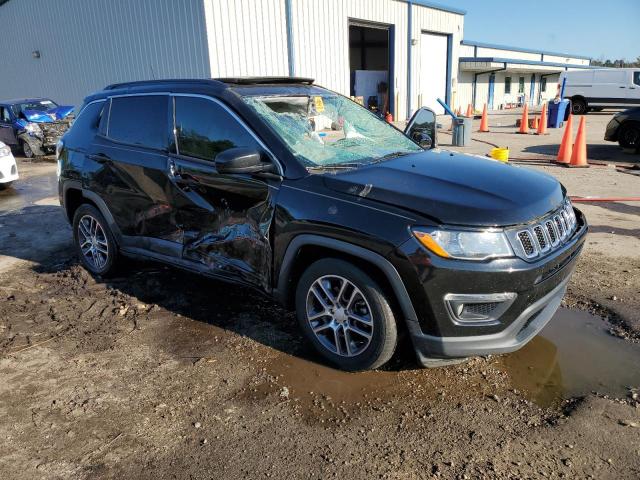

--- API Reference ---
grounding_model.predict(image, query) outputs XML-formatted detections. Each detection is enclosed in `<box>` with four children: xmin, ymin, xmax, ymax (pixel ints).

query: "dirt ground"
<box><xmin>1</xmin><ymin>131</ymin><xmax>639</xmax><ymax>480</ymax></box>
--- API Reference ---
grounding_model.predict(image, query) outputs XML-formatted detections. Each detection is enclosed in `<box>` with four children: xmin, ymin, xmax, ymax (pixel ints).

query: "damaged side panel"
<box><xmin>170</xmin><ymin>156</ymin><xmax>277</xmax><ymax>291</ymax></box>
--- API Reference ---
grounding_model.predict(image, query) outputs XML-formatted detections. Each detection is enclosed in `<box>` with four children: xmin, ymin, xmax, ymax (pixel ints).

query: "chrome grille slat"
<box><xmin>510</xmin><ymin>201</ymin><xmax>578</xmax><ymax>261</ymax></box>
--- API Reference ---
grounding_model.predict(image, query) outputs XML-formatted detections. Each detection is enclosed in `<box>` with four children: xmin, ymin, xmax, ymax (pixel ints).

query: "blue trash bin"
<box><xmin>547</xmin><ymin>99</ymin><xmax>570</xmax><ymax>128</ymax></box>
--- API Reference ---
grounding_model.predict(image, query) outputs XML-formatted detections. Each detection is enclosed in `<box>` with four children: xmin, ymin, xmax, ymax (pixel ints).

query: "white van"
<box><xmin>559</xmin><ymin>68</ymin><xmax>640</xmax><ymax>114</ymax></box>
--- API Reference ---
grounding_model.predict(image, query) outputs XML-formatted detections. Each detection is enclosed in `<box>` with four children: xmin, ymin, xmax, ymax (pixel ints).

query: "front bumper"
<box><xmin>0</xmin><ymin>153</ymin><xmax>19</xmax><ymax>183</ymax></box>
<box><xmin>398</xmin><ymin>208</ymin><xmax>587</xmax><ymax>364</ymax></box>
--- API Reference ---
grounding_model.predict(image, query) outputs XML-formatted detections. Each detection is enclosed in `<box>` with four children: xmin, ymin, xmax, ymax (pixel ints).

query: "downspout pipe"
<box><xmin>406</xmin><ymin>0</ymin><xmax>413</xmax><ymax>120</ymax></box>
<box><xmin>285</xmin><ymin>0</ymin><xmax>295</xmax><ymax>77</ymax></box>
<box><xmin>472</xmin><ymin>63</ymin><xmax>506</xmax><ymax>110</ymax></box>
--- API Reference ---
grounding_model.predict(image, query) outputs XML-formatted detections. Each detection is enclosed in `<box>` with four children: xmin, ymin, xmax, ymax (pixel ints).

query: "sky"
<box><xmin>449</xmin><ymin>0</ymin><xmax>640</xmax><ymax>61</ymax></box>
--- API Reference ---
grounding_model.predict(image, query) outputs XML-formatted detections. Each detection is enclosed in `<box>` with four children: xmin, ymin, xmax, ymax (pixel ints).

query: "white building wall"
<box><xmin>289</xmin><ymin>0</ymin><xmax>409</xmax><ymax>120</ymax></box>
<box><xmin>202</xmin><ymin>0</ymin><xmax>289</xmax><ymax>77</ymax></box>
<box><xmin>410</xmin><ymin>4</ymin><xmax>464</xmax><ymax>115</ymax></box>
<box><xmin>0</xmin><ymin>0</ymin><xmax>211</xmax><ymax>106</ymax></box>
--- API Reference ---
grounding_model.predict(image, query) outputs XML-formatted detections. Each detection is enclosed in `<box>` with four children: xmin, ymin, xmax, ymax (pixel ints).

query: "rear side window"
<box><xmin>108</xmin><ymin>96</ymin><xmax>168</xmax><ymax>150</ymax></box>
<box><xmin>634</xmin><ymin>71</ymin><xmax>640</xmax><ymax>87</ymax></box>
<box><xmin>63</xmin><ymin>100</ymin><xmax>105</xmax><ymax>149</ymax></box>
<box><xmin>174</xmin><ymin>96</ymin><xmax>258</xmax><ymax>161</ymax></box>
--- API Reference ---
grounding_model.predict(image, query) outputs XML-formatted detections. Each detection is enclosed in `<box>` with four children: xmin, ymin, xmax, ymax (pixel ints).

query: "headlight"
<box><xmin>412</xmin><ymin>227</ymin><xmax>513</xmax><ymax>261</ymax></box>
<box><xmin>25</xmin><ymin>122</ymin><xmax>42</xmax><ymax>134</ymax></box>
<box><xmin>0</xmin><ymin>145</ymin><xmax>10</xmax><ymax>157</ymax></box>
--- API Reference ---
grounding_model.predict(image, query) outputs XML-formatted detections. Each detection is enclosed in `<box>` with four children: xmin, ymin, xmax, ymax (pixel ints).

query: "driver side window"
<box><xmin>173</xmin><ymin>96</ymin><xmax>258</xmax><ymax>162</ymax></box>
<box><xmin>634</xmin><ymin>71</ymin><xmax>640</xmax><ymax>87</ymax></box>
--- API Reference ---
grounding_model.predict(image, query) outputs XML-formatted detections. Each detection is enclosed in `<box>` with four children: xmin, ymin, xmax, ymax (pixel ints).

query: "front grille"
<box><xmin>518</xmin><ymin>231</ymin><xmax>535</xmax><ymax>256</ymax></box>
<box><xmin>533</xmin><ymin>225</ymin><xmax>548</xmax><ymax>251</ymax></box>
<box><xmin>545</xmin><ymin>221</ymin><xmax>557</xmax><ymax>244</ymax></box>
<box><xmin>41</xmin><ymin>120</ymin><xmax>72</xmax><ymax>145</ymax></box>
<box><xmin>510</xmin><ymin>201</ymin><xmax>578</xmax><ymax>260</ymax></box>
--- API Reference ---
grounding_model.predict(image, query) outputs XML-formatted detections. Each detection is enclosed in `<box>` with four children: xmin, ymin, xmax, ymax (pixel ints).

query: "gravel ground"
<box><xmin>0</xmin><ymin>153</ymin><xmax>639</xmax><ymax>479</ymax></box>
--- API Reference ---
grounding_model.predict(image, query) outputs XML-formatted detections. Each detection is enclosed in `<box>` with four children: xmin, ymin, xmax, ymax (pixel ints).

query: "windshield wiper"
<box><xmin>307</xmin><ymin>162</ymin><xmax>365</xmax><ymax>171</ymax></box>
<box><xmin>380</xmin><ymin>151</ymin><xmax>409</xmax><ymax>160</ymax></box>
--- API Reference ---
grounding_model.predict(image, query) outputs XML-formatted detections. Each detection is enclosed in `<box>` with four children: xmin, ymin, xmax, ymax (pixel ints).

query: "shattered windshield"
<box><xmin>12</xmin><ymin>100</ymin><xmax>57</xmax><ymax>116</ymax></box>
<box><xmin>243</xmin><ymin>93</ymin><xmax>421</xmax><ymax>168</ymax></box>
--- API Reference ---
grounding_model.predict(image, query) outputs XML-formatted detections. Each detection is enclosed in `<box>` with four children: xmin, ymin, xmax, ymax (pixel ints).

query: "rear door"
<box><xmin>168</xmin><ymin>94</ymin><xmax>279</xmax><ymax>290</ymax></box>
<box><xmin>0</xmin><ymin>106</ymin><xmax>17</xmax><ymax>146</ymax></box>
<box><xmin>87</xmin><ymin>94</ymin><xmax>182</xmax><ymax>254</ymax></box>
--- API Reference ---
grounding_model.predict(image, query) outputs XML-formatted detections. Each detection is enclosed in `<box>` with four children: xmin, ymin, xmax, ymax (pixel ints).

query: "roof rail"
<box><xmin>216</xmin><ymin>77</ymin><xmax>315</xmax><ymax>85</ymax></box>
<box><xmin>103</xmin><ymin>79</ymin><xmax>223</xmax><ymax>90</ymax></box>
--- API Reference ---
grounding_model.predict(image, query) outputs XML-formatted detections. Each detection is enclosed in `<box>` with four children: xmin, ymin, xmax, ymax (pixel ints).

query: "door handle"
<box><xmin>87</xmin><ymin>154</ymin><xmax>110</xmax><ymax>164</ymax></box>
<box><xmin>619</xmin><ymin>86</ymin><xmax>626</xmax><ymax>88</ymax></box>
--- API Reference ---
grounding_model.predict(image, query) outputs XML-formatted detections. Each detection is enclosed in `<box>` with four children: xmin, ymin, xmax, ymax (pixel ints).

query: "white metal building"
<box><xmin>0</xmin><ymin>0</ymin><xmax>590</xmax><ymax>119</ymax></box>
<box><xmin>457</xmin><ymin>40</ymin><xmax>592</xmax><ymax>112</ymax></box>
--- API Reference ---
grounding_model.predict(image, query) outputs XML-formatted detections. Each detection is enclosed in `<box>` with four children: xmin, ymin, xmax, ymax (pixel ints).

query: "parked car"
<box><xmin>604</xmin><ymin>107</ymin><xmax>640</xmax><ymax>151</ymax></box>
<box><xmin>57</xmin><ymin>78</ymin><xmax>587</xmax><ymax>371</ymax></box>
<box><xmin>559</xmin><ymin>68</ymin><xmax>640</xmax><ymax>114</ymax></box>
<box><xmin>0</xmin><ymin>140</ymin><xmax>19</xmax><ymax>187</ymax></box>
<box><xmin>0</xmin><ymin>98</ymin><xmax>74</xmax><ymax>158</ymax></box>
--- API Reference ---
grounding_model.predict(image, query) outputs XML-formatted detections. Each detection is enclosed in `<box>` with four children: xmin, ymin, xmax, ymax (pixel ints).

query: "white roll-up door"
<box><xmin>420</xmin><ymin>32</ymin><xmax>449</xmax><ymax>114</ymax></box>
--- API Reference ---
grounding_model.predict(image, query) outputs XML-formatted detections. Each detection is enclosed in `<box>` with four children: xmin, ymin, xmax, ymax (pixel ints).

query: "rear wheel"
<box><xmin>295</xmin><ymin>258</ymin><xmax>398</xmax><ymax>371</ymax></box>
<box><xmin>571</xmin><ymin>97</ymin><xmax>587</xmax><ymax>115</ymax></box>
<box><xmin>72</xmin><ymin>204</ymin><xmax>119</xmax><ymax>276</ymax></box>
<box><xmin>618</xmin><ymin>123</ymin><xmax>640</xmax><ymax>150</ymax></box>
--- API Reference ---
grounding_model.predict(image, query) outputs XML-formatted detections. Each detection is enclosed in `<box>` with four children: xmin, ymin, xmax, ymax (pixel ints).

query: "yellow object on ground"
<box><xmin>490</xmin><ymin>147</ymin><xmax>509</xmax><ymax>162</ymax></box>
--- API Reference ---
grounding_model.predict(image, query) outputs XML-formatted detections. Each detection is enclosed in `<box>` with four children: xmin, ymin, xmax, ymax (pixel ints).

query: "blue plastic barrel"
<box><xmin>547</xmin><ymin>99</ymin><xmax>570</xmax><ymax>128</ymax></box>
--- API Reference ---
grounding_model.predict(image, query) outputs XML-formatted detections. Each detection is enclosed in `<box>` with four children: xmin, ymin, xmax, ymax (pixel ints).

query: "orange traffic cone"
<box><xmin>556</xmin><ymin>114</ymin><xmax>574</xmax><ymax>164</ymax></box>
<box><xmin>566</xmin><ymin>116</ymin><xmax>589</xmax><ymax>168</ymax></box>
<box><xmin>478</xmin><ymin>104</ymin><xmax>489</xmax><ymax>132</ymax></box>
<box><xmin>517</xmin><ymin>104</ymin><xmax>529</xmax><ymax>134</ymax></box>
<box><xmin>535</xmin><ymin>103</ymin><xmax>548</xmax><ymax>135</ymax></box>
<box><xmin>533</xmin><ymin>115</ymin><xmax>539</xmax><ymax>130</ymax></box>
<box><xmin>465</xmin><ymin>104</ymin><xmax>473</xmax><ymax>117</ymax></box>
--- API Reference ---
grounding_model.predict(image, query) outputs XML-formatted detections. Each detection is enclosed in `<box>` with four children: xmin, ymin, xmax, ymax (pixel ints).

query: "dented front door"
<box><xmin>169</xmin><ymin>95</ymin><xmax>278</xmax><ymax>290</ymax></box>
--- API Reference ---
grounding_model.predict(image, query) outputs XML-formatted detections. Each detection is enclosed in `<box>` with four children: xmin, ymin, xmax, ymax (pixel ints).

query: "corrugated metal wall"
<box><xmin>0</xmin><ymin>0</ymin><xmax>210</xmax><ymax>106</ymax></box>
<box><xmin>202</xmin><ymin>0</ymin><xmax>289</xmax><ymax>77</ymax></box>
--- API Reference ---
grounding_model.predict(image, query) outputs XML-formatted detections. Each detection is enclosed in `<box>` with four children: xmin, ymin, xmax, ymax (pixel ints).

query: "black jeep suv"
<box><xmin>58</xmin><ymin>78</ymin><xmax>587</xmax><ymax>371</ymax></box>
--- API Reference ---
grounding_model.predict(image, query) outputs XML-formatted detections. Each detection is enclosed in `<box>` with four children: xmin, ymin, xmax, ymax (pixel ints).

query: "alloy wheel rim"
<box><xmin>78</xmin><ymin>215</ymin><xmax>109</xmax><ymax>271</ymax></box>
<box><xmin>305</xmin><ymin>275</ymin><xmax>373</xmax><ymax>357</ymax></box>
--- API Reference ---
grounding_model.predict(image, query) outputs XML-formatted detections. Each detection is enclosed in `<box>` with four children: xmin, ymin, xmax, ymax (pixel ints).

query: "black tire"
<box><xmin>295</xmin><ymin>258</ymin><xmax>398</xmax><ymax>371</ymax></box>
<box><xmin>618</xmin><ymin>123</ymin><xmax>640</xmax><ymax>150</ymax></box>
<box><xmin>72</xmin><ymin>204</ymin><xmax>119</xmax><ymax>276</ymax></box>
<box><xmin>0</xmin><ymin>182</ymin><xmax>12</xmax><ymax>190</ymax></box>
<box><xmin>571</xmin><ymin>97</ymin><xmax>587</xmax><ymax>115</ymax></box>
<box><xmin>21</xmin><ymin>140</ymin><xmax>34</xmax><ymax>158</ymax></box>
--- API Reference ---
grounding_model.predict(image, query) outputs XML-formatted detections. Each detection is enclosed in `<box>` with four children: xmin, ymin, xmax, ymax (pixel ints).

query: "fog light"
<box><xmin>444</xmin><ymin>292</ymin><xmax>517</xmax><ymax>326</ymax></box>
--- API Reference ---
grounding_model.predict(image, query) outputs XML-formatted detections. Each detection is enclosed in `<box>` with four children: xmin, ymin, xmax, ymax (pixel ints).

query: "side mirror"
<box><xmin>405</xmin><ymin>107</ymin><xmax>437</xmax><ymax>149</ymax></box>
<box><xmin>215</xmin><ymin>147</ymin><xmax>275</xmax><ymax>175</ymax></box>
<box><xmin>411</xmin><ymin>131</ymin><xmax>432</xmax><ymax>149</ymax></box>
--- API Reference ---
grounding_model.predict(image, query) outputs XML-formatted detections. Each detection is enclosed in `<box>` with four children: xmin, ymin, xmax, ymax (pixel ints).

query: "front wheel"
<box><xmin>21</xmin><ymin>140</ymin><xmax>34</xmax><ymax>158</ymax></box>
<box><xmin>295</xmin><ymin>258</ymin><xmax>398</xmax><ymax>371</ymax></box>
<box><xmin>72</xmin><ymin>204</ymin><xmax>119</xmax><ymax>276</ymax></box>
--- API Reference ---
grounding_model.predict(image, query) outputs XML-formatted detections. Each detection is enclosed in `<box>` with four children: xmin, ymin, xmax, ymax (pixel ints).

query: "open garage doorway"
<box><xmin>348</xmin><ymin>21</ymin><xmax>394</xmax><ymax>119</ymax></box>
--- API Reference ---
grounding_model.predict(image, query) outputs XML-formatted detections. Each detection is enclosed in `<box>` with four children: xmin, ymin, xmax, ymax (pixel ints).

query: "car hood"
<box><xmin>22</xmin><ymin>105</ymin><xmax>74</xmax><ymax>123</ymax></box>
<box><xmin>322</xmin><ymin>150</ymin><xmax>564</xmax><ymax>227</ymax></box>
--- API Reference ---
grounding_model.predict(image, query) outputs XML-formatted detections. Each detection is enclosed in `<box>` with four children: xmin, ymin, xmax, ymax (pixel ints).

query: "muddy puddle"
<box><xmin>497</xmin><ymin>308</ymin><xmax>640</xmax><ymax>406</ymax></box>
<box><xmin>0</xmin><ymin>171</ymin><xmax>58</xmax><ymax>214</ymax></box>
